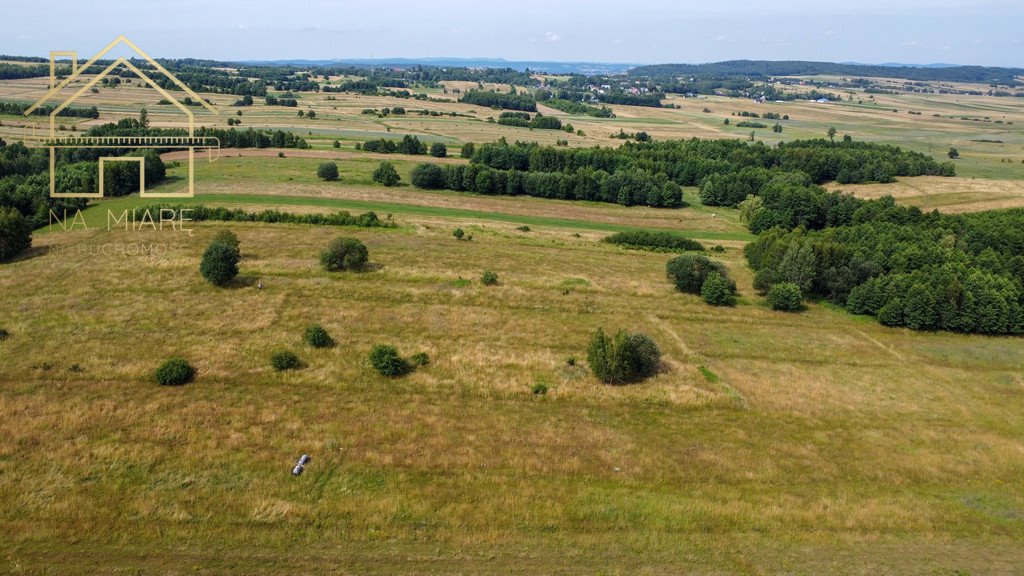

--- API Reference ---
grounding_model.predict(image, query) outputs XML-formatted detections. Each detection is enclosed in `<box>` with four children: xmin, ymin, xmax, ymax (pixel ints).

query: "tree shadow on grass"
<box><xmin>7</xmin><ymin>245</ymin><xmax>49</xmax><ymax>264</ymax></box>
<box><xmin>224</xmin><ymin>274</ymin><xmax>259</xmax><ymax>289</ymax></box>
<box><xmin>360</xmin><ymin>262</ymin><xmax>385</xmax><ymax>273</ymax></box>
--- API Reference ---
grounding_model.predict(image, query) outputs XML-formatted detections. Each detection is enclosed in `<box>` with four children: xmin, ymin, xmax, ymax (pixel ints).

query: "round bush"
<box><xmin>155</xmin><ymin>358</ymin><xmax>195</xmax><ymax>386</ymax></box>
<box><xmin>303</xmin><ymin>324</ymin><xmax>335</xmax><ymax>348</ymax></box>
<box><xmin>317</xmin><ymin>162</ymin><xmax>340</xmax><ymax>182</ymax></box>
<box><xmin>666</xmin><ymin>254</ymin><xmax>728</xmax><ymax>294</ymax></box>
<box><xmin>320</xmin><ymin>237</ymin><xmax>369</xmax><ymax>272</ymax></box>
<box><xmin>211</xmin><ymin>229</ymin><xmax>240</xmax><ymax>252</ymax></box>
<box><xmin>587</xmin><ymin>329</ymin><xmax>661</xmax><ymax>384</ymax></box>
<box><xmin>701</xmin><ymin>272</ymin><xmax>736</xmax><ymax>306</ymax></box>
<box><xmin>453</xmin><ymin>228</ymin><xmax>465</xmax><ymax>240</ymax></box>
<box><xmin>200</xmin><ymin>242</ymin><xmax>240</xmax><ymax>286</ymax></box>
<box><xmin>369</xmin><ymin>344</ymin><xmax>410</xmax><ymax>377</ymax></box>
<box><xmin>460</xmin><ymin>142</ymin><xmax>475</xmax><ymax>158</ymax></box>
<box><xmin>430</xmin><ymin>142</ymin><xmax>447</xmax><ymax>158</ymax></box>
<box><xmin>481</xmin><ymin>270</ymin><xmax>499</xmax><ymax>286</ymax></box>
<box><xmin>372</xmin><ymin>161</ymin><xmax>401</xmax><ymax>187</ymax></box>
<box><xmin>271</xmin><ymin>350</ymin><xmax>301</xmax><ymax>371</ymax></box>
<box><xmin>767</xmin><ymin>282</ymin><xmax>803</xmax><ymax>311</ymax></box>
<box><xmin>0</xmin><ymin>206</ymin><xmax>32</xmax><ymax>262</ymax></box>
<box><xmin>0</xmin><ymin>328</ymin><xmax>9</xmax><ymax>341</ymax></box>
<box><xmin>410</xmin><ymin>163</ymin><xmax>445</xmax><ymax>189</ymax></box>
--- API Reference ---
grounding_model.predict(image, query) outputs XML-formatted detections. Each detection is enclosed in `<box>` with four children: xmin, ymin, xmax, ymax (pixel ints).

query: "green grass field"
<box><xmin>2</xmin><ymin>69</ymin><xmax>1024</xmax><ymax>574</ymax></box>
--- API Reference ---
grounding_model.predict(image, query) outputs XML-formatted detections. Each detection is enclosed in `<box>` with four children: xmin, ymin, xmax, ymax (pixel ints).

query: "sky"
<box><xmin>1</xmin><ymin>0</ymin><xmax>1022</xmax><ymax>67</ymax></box>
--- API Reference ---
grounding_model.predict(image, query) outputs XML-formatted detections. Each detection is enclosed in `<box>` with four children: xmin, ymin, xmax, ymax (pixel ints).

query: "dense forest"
<box><xmin>458</xmin><ymin>90</ymin><xmax>538</xmax><ymax>111</ymax></box>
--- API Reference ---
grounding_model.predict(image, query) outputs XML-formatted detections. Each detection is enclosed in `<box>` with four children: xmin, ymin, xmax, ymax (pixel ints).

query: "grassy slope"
<box><xmin>3</xmin><ymin>192</ymin><xmax>1024</xmax><ymax>574</ymax></box>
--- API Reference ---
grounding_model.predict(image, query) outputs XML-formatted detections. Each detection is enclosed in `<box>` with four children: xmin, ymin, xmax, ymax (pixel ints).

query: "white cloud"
<box><xmin>544</xmin><ymin>31</ymin><xmax>560</xmax><ymax>42</ymax></box>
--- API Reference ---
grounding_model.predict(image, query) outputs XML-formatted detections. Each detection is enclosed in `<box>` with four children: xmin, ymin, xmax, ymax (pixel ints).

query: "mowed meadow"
<box><xmin>2</xmin><ymin>191</ymin><xmax>1023</xmax><ymax>573</ymax></box>
<box><xmin>1</xmin><ymin>62</ymin><xmax>1024</xmax><ymax>573</ymax></box>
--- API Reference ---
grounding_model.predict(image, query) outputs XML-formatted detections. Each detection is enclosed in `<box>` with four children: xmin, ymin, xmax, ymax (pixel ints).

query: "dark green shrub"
<box><xmin>701</xmin><ymin>272</ymin><xmax>736</xmax><ymax>306</ymax></box>
<box><xmin>604</xmin><ymin>230</ymin><xmax>703</xmax><ymax>252</ymax></box>
<box><xmin>317</xmin><ymin>162</ymin><xmax>340</xmax><ymax>181</ymax></box>
<box><xmin>155</xmin><ymin>358</ymin><xmax>195</xmax><ymax>386</ymax></box>
<box><xmin>481</xmin><ymin>270</ymin><xmax>499</xmax><ymax>285</ymax></box>
<box><xmin>320</xmin><ymin>237</ymin><xmax>368</xmax><ymax>272</ymax></box>
<box><xmin>532</xmin><ymin>382</ymin><xmax>549</xmax><ymax>395</ymax></box>
<box><xmin>332</xmin><ymin>140</ymin><xmax>341</xmax><ymax>148</ymax></box>
<box><xmin>0</xmin><ymin>206</ymin><xmax>32</xmax><ymax>262</ymax></box>
<box><xmin>430</xmin><ymin>142</ymin><xmax>447</xmax><ymax>158</ymax></box>
<box><xmin>410</xmin><ymin>163</ymin><xmax>446</xmax><ymax>189</ymax></box>
<box><xmin>0</xmin><ymin>328</ymin><xmax>9</xmax><ymax>340</ymax></box>
<box><xmin>200</xmin><ymin>242</ymin><xmax>240</xmax><ymax>286</ymax></box>
<box><xmin>766</xmin><ymin>282</ymin><xmax>803</xmax><ymax>311</ymax></box>
<box><xmin>369</xmin><ymin>344</ymin><xmax>410</xmax><ymax>377</ymax></box>
<box><xmin>410</xmin><ymin>352</ymin><xmax>430</xmax><ymax>367</ymax></box>
<box><xmin>453</xmin><ymin>228</ymin><xmax>465</xmax><ymax>240</ymax></box>
<box><xmin>211</xmin><ymin>229</ymin><xmax>240</xmax><ymax>252</ymax></box>
<box><xmin>271</xmin><ymin>350</ymin><xmax>301</xmax><ymax>371</ymax></box>
<box><xmin>666</xmin><ymin>254</ymin><xmax>731</xmax><ymax>294</ymax></box>
<box><xmin>303</xmin><ymin>324</ymin><xmax>334</xmax><ymax>348</ymax></box>
<box><xmin>372</xmin><ymin>161</ymin><xmax>401</xmax><ymax>187</ymax></box>
<box><xmin>460</xmin><ymin>142</ymin><xmax>475</xmax><ymax>158</ymax></box>
<box><xmin>587</xmin><ymin>329</ymin><xmax>661</xmax><ymax>384</ymax></box>
<box><xmin>516</xmin><ymin>225</ymin><xmax>531</xmax><ymax>232</ymax></box>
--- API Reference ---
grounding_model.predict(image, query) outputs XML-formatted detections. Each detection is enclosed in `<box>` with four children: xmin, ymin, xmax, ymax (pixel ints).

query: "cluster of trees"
<box><xmin>0</xmin><ymin>100</ymin><xmax>99</xmax><ymax>119</ymax></box>
<box><xmin>265</xmin><ymin>95</ymin><xmax>298</xmax><ymax>107</ymax></box>
<box><xmin>540</xmin><ymin>98</ymin><xmax>615</xmax><ymax>118</ymax></box>
<box><xmin>86</xmin><ymin>117</ymin><xmax>310</xmax><ymax>149</ymax></box>
<box><xmin>360</xmin><ymin>135</ymin><xmax>428</xmax><ymax>155</ymax></box>
<box><xmin>410</xmin><ymin>162</ymin><xmax>682</xmax><ymax>208</ymax></box>
<box><xmin>496</xmin><ymin>111</ymin><xmax>563</xmax><ymax>130</ymax></box>
<box><xmin>666</xmin><ymin>254</ymin><xmax>738</xmax><ymax>306</ymax></box>
<box><xmin>603</xmin><ymin>230</ymin><xmax>704</xmax><ymax>252</ymax></box>
<box><xmin>744</xmin><ymin>202</ymin><xmax>1024</xmax><ymax>334</ymax></box>
<box><xmin>459</xmin><ymin>89</ymin><xmax>537</xmax><ymax>111</ymax></box>
<box><xmin>142</xmin><ymin>204</ymin><xmax>394</xmax><ymax>228</ymax></box>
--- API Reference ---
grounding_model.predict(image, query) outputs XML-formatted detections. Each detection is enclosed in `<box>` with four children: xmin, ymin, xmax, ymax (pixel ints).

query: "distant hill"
<box><xmin>240</xmin><ymin>57</ymin><xmax>637</xmax><ymax>75</ymax></box>
<box><xmin>627</xmin><ymin>60</ymin><xmax>1024</xmax><ymax>85</ymax></box>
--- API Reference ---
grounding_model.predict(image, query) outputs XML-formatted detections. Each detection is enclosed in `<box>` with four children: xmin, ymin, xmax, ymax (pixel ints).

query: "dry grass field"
<box><xmin>2</xmin><ymin>68</ymin><xmax>1024</xmax><ymax>574</ymax></box>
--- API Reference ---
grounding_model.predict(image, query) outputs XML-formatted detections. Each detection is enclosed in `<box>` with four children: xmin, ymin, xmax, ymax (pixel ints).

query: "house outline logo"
<box><xmin>23</xmin><ymin>35</ymin><xmax>220</xmax><ymax>199</ymax></box>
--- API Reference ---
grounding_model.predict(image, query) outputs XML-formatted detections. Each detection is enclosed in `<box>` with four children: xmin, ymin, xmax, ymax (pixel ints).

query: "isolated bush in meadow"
<box><xmin>317</xmin><ymin>161</ymin><xmax>339</xmax><ymax>182</ymax></box>
<box><xmin>320</xmin><ymin>237</ymin><xmax>369</xmax><ymax>272</ymax></box>
<box><xmin>766</xmin><ymin>282</ymin><xmax>803</xmax><ymax>311</ymax></box>
<box><xmin>532</xmin><ymin>382</ymin><xmax>549</xmax><ymax>395</ymax></box>
<box><xmin>701</xmin><ymin>272</ymin><xmax>737</xmax><ymax>307</ymax></box>
<box><xmin>303</xmin><ymin>324</ymin><xmax>334</xmax><ymax>348</ymax></box>
<box><xmin>271</xmin><ymin>350</ymin><xmax>301</xmax><ymax>371</ymax></box>
<box><xmin>481</xmin><ymin>270</ymin><xmax>499</xmax><ymax>285</ymax></box>
<box><xmin>452</xmin><ymin>228</ymin><xmax>465</xmax><ymax>240</ymax></box>
<box><xmin>0</xmin><ymin>328</ymin><xmax>9</xmax><ymax>340</ymax></box>
<box><xmin>200</xmin><ymin>242</ymin><xmax>240</xmax><ymax>286</ymax></box>
<box><xmin>430</xmin><ymin>142</ymin><xmax>447</xmax><ymax>158</ymax></box>
<box><xmin>211</xmin><ymin>229</ymin><xmax>240</xmax><ymax>252</ymax></box>
<box><xmin>155</xmin><ymin>358</ymin><xmax>195</xmax><ymax>386</ymax></box>
<box><xmin>587</xmin><ymin>329</ymin><xmax>661</xmax><ymax>384</ymax></box>
<box><xmin>372</xmin><ymin>161</ymin><xmax>401</xmax><ymax>187</ymax></box>
<box><xmin>0</xmin><ymin>206</ymin><xmax>32</xmax><ymax>262</ymax></box>
<box><xmin>369</xmin><ymin>344</ymin><xmax>410</xmax><ymax>377</ymax></box>
<box><xmin>666</xmin><ymin>254</ymin><xmax>732</xmax><ymax>294</ymax></box>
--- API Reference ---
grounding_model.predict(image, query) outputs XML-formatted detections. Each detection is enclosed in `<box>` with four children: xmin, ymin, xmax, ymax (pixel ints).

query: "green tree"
<box><xmin>778</xmin><ymin>242</ymin><xmax>817</xmax><ymax>293</ymax></box>
<box><xmin>372</xmin><ymin>161</ymin><xmax>401</xmax><ymax>186</ymax></box>
<box><xmin>586</xmin><ymin>329</ymin><xmax>661</xmax><ymax>384</ymax></box>
<box><xmin>211</xmin><ymin>229</ymin><xmax>240</xmax><ymax>252</ymax></box>
<box><xmin>460</xmin><ymin>142</ymin><xmax>476</xmax><ymax>158</ymax></box>
<box><xmin>199</xmin><ymin>242</ymin><xmax>239</xmax><ymax>286</ymax></box>
<box><xmin>369</xmin><ymin>344</ymin><xmax>410</xmax><ymax>377</ymax></box>
<box><xmin>320</xmin><ymin>237</ymin><xmax>368</xmax><ymax>272</ymax></box>
<box><xmin>317</xmin><ymin>162</ymin><xmax>339</xmax><ymax>181</ymax></box>
<box><xmin>766</xmin><ymin>282</ymin><xmax>802</xmax><ymax>311</ymax></box>
<box><xmin>0</xmin><ymin>207</ymin><xmax>32</xmax><ymax>262</ymax></box>
<box><xmin>827</xmin><ymin>126</ymin><xmax>837</xmax><ymax>142</ymax></box>
<box><xmin>701</xmin><ymin>272</ymin><xmax>736</xmax><ymax>306</ymax></box>
<box><xmin>666</xmin><ymin>254</ymin><xmax>730</xmax><ymax>294</ymax></box>
<box><xmin>410</xmin><ymin>163</ymin><xmax>445</xmax><ymax>189</ymax></box>
<box><xmin>948</xmin><ymin>147</ymin><xmax>960</xmax><ymax>159</ymax></box>
<box><xmin>904</xmin><ymin>283</ymin><xmax>937</xmax><ymax>330</ymax></box>
<box><xmin>430</xmin><ymin>142</ymin><xmax>447</xmax><ymax>158</ymax></box>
